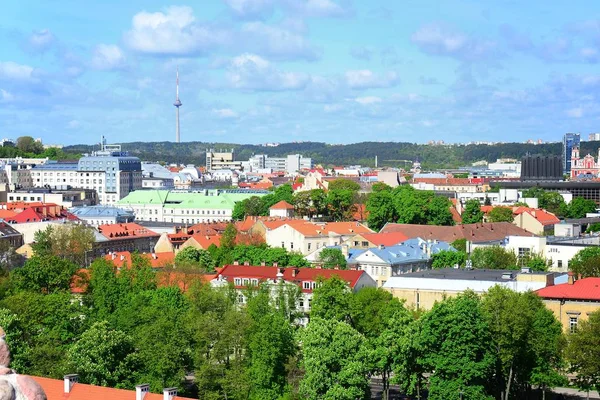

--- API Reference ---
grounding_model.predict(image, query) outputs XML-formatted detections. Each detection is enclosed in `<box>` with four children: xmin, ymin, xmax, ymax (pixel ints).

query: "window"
<box><xmin>558</xmin><ymin>260</ymin><xmax>563</xmax><ymax>268</ymax></box>
<box><xmin>299</xmin><ymin>300</ymin><xmax>304</xmax><ymax>307</ymax></box>
<box><xmin>281</xmin><ymin>242</ymin><xmax>285</xmax><ymax>248</ymax></box>
<box><xmin>303</xmin><ymin>281</ymin><xmax>311</xmax><ymax>289</ymax></box>
<box><xmin>517</xmin><ymin>247</ymin><xmax>530</xmax><ymax>258</ymax></box>
<box><xmin>242</xmin><ymin>278</ymin><xmax>250</xmax><ymax>286</ymax></box>
<box><xmin>234</xmin><ymin>278</ymin><xmax>241</xmax><ymax>285</ymax></box>
<box><xmin>311</xmin><ymin>282</ymin><xmax>317</xmax><ymax>289</ymax></box>
<box><xmin>238</xmin><ymin>294</ymin><xmax>245</xmax><ymax>304</ymax></box>
<box><xmin>290</xmin><ymin>242</ymin><xmax>294</xmax><ymax>250</ymax></box>
<box><xmin>353</xmin><ymin>241</ymin><xmax>359</xmax><ymax>246</ymax></box>
<box><xmin>569</xmin><ymin>316</ymin><xmax>578</xmax><ymax>333</ymax></box>
<box><xmin>307</xmin><ymin>243</ymin><xmax>311</xmax><ymax>251</ymax></box>
<box><xmin>362</xmin><ymin>241</ymin><xmax>369</xmax><ymax>247</ymax></box>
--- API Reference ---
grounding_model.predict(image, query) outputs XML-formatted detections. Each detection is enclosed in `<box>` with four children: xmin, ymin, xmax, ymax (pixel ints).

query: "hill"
<box><xmin>64</xmin><ymin>140</ymin><xmax>597</xmax><ymax>169</ymax></box>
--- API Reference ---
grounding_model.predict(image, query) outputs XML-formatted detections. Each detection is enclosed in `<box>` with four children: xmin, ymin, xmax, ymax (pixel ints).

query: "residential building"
<box><xmin>0</xmin><ymin>221</ymin><xmax>24</xmax><ymax>249</ymax></box>
<box><xmin>211</xmin><ymin>264</ymin><xmax>376</xmax><ymax>324</ymax></box>
<box><xmin>1</xmin><ymin>203</ymin><xmax>79</xmax><ymax>243</ymax></box>
<box><xmin>117</xmin><ymin>189</ymin><xmax>266</xmax><ymax>224</ymax></box>
<box><xmin>269</xmin><ymin>200</ymin><xmax>295</xmax><ymax>218</ymax></box>
<box><xmin>93</xmin><ymin>223</ymin><xmax>160</xmax><ymax>258</ymax></box>
<box><xmin>536</xmin><ymin>274</ymin><xmax>600</xmax><ymax>332</ymax></box>
<box><xmin>32</xmin><ymin>374</ymin><xmax>193</xmax><ymax>400</ymax></box>
<box><xmin>384</xmin><ymin>268</ymin><xmax>564</xmax><ymax>310</ymax></box>
<box><xmin>589</xmin><ymin>133</ymin><xmax>600</xmax><ymax>141</ymax></box>
<box><xmin>265</xmin><ymin>221</ymin><xmax>373</xmax><ymax>255</ymax></box>
<box><xmin>344</xmin><ymin>232</ymin><xmax>410</xmax><ymax>249</ymax></box>
<box><xmin>511</xmin><ymin>207</ymin><xmax>560</xmax><ymax>234</ymax></box>
<box><xmin>411</xmin><ymin>177</ymin><xmax>490</xmax><ymax>193</ymax></box>
<box><xmin>563</xmin><ymin>132</ymin><xmax>580</xmax><ymax>174</ymax></box>
<box><xmin>104</xmin><ymin>251</ymin><xmax>175</xmax><ymax>270</ymax></box>
<box><xmin>70</xmin><ymin>205</ymin><xmax>135</xmax><ymax>226</ymax></box>
<box><xmin>206</xmin><ymin>149</ymin><xmax>241</xmax><ymax>171</ymax></box>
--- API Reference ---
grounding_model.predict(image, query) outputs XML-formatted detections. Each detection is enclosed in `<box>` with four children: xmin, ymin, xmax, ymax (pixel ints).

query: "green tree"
<box><xmin>418</xmin><ymin>292</ymin><xmax>496</xmax><ymax>400</ymax></box>
<box><xmin>587</xmin><ymin>222</ymin><xmax>600</xmax><ymax>233</ymax></box>
<box><xmin>470</xmin><ymin>246</ymin><xmax>518</xmax><ymax>270</ymax></box>
<box><xmin>425</xmin><ymin>196</ymin><xmax>454</xmax><ymax>226</ymax></box>
<box><xmin>487</xmin><ymin>207</ymin><xmax>515</xmax><ymax>223</ymax></box>
<box><xmin>326</xmin><ymin>189</ymin><xmax>355</xmax><ymax>221</ymax></box>
<box><xmin>31</xmin><ymin>224</ymin><xmax>95</xmax><ymax>266</ymax></box>
<box><xmin>366</xmin><ymin>187</ymin><xmax>396</xmax><ymax>231</ymax></box>
<box><xmin>68</xmin><ymin>321</ymin><xmax>141</xmax><ymax>388</ymax></box>
<box><xmin>431</xmin><ymin>249</ymin><xmax>466</xmax><ymax>268</ymax></box>
<box><xmin>31</xmin><ymin>225</ymin><xmax>54</xmax><ymax>257</ymax></box>
<box><xmin>539</xmin><ymin>192</ymin><xmax>568</xmax><ymax>218</ymax></box>
<box><xmin>568</xmin><ymin>197</ymin><xmax>597</xmax><ymax>219</ymax></box>
<box><xmin>311</xmin><ymin>276</ymin><xmax>351</xmax><ymax>322</ymax></box>
<box><xmin>462</xmin><ymin>199</ymin><xmax>484</xmax><ymax>224</ymax></box>
<box><xmin>569</xmin><ymin>247</ymin><xmax>600</xmax><ymax>277</ymax></box>
<box><xmin>318</xmin><ymin>248</ymin><xmax>347</xmax><ymax>269</ymax></box>
<box><xmin>452</xmin><ymin>238</ymin><xmax>467</xmax><ymax>252</ymax></box>
<box><xmin>520</xmin><ymin>252</ymin><xmax>550</xmax><ymax>272</ymax></box>
<box><xmin>174</xmin><ymin>247</ymin><xmax>202</xmax><ymax>264</ymax></box>
<box><xmin>566</xmin><ymin>310</ymin><xmax>600</xmax><ymax>397</ymax></box>
<box><xmin>328</xmin><ymin>178</ymin><xmax>361</xmax><ymax>192</ymax></box>
<box><xmin>11</xmin><ymin>255</ymin><xmax>78</xmax><ymax>294</ymax></box>
<box><xmin>16</xmin><ymin>136</ymin><xmax>44</xmax><ymax>154</ymax></box>
<box><xmin>393</xmin><ymin>186</ymin><xmax>429</xmax><ymax>224</ymax></box>
<box><xmin>300</xmin><ymin>318</ymin><xmax>371</xmax><ymax>400</ymax></box>
<box><xmin>220</xmin><ymin>223</ymin><xmax>238</xmax><ymax>250</ymax></box>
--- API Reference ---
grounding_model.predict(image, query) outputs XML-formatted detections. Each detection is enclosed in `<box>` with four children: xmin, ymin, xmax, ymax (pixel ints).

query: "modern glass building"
<box><xmin>563</xmin><ymin>133</ymin><xmax>581</xmax><ymax>174</ymax></box>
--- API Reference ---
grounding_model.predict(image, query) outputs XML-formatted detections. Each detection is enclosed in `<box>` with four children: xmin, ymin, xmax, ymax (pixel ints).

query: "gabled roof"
<box><xmin>513</xmin><ymin>208</ymin><xmax>560</xmax><ymax>226</ymax></box>
<box><xmin>105</xmin><ymin>251</ymin><xmax>175</xmax><ymax>269</ymax></box>
<box><xmin>187</xmin><ymin>234</ymin><xmax>221</xmax><ymax>249</ymax></box>
<box><xmin>536</xmin><ymin>277</ymin><xmax>600</xmax><ymax>301</ymax></box>
<box><xmin>31</xmin><ymin>375</ymin><xmax>194</xmax><ymax>400</ymax></box>
<box><xmin>380</xmin><ymin>222</ymin><xmax>533</xmax><ymax>242</ymax></box>
<box><xmin>270</xmin><ymin>200</ymin><xmax>294</xmax><ymax>210</ymax></box>
<box><xmin>359</xmin><ymin>232</ymin><xmax>409</xmax><ymax>246</ymax></box>
<box><xmin>281</xmin><ymin>221</ymin><xmax>372</xmax><ymax>237</ymax></box>
<box><xmin>357</xmin><ymin>238</ymin><xmax>454</xmax><ymax>265</ymax></box>
<box><xmin>97</xmin><ymin>223</ymin><xmax>159</xmax><ymax>240</ymax></box>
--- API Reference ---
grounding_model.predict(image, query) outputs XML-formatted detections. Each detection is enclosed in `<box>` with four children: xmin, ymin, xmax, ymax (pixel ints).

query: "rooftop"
<box><xmin>536</xmin><ymin>277</ymin><xmax>600</xmax><ymax>301</ymax></box>
<box><xmin>380</xmin><ymin>222</ymin><xmax>533</xmax><ymax>242</ymax></box>
<box><xmin>269</xmin><ymin>200</ymin><xmax>294</xmax><ymax>210</ymax></box>
<box><xmin>70</xmin><ymin>205</ymin><xmax>134</xmax><ymax>218</ymax></box>
<box><xmin>97</xmin><ymin>223</ymin><xmax>159</xmax><ymax>240</ymax></box>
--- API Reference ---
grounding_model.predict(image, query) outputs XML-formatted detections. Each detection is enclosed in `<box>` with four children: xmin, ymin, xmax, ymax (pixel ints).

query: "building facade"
<box><xmin>206</xmin><ymin>149</ymin><xmax>242</xmax><ymax>171</ymax></box>
<box><xmin>570</xmin><ymin>146</ymin><xmax>600</xmax><ymax>179</ymax></box>
<box><xmin>563</xmin><ymin>132</ymin><xmax>581</xmax><ymax>174</ymax></box>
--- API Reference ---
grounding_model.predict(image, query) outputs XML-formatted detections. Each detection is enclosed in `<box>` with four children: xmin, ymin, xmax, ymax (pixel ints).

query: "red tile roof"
<box><xmin>536</xmin><ymin>277</ymin><xmax>600</xmax><ymax>301</ymax></box>
<box><xmin>30</xmin><ymin>375</ymin><xmax>194</xmax><ymax>400</ymax></box>
<box><xmin>270</xmin><ymin>200</ymin><xmax>295</xmax><ymax>210</ymax></box>
<box><xmin>513</xmin><ymin>208</ymin><xmax>559</xmax><ymax>226</ymax></box>
<box><xmin>216</xmin><ymin>264</ymin><xmax>366</xmax><ymax>293</ymax></box>
<box><xmin>0</xmin><ymin>210</ymin><xmax>17</xmax><ymax>219</ymax></box>
<box><xmin>104</xmin><ymin>251</ymin><xmax>175</xmax><ymax>269</ymax></box>
<box><xmin>359</xmin><ymin>232</ymin><xmax>409</xmax><ymax>246</ymax></box>
<box><xmin>380</xmin><ymin>222</ymin><xmax>533</xmax><ymax>242</ymax></box>
<box><xmin>450</xmin><ymin>207</ymin><xmax>463</xmax><ymax>224</ymax></box>
<box><xmin>98</xmin><ymin>223</ymin><xmax>159</xmax><ymax>240</ymax></box>
<box><xmin>187</xmin><ymin>234</ymin><xmax>221</xmax><ymax>249</ymax></box>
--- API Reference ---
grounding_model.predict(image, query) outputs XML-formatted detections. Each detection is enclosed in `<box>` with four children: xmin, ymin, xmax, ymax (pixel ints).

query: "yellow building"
<box><xmin>536</xmin><ymin>274</ymin><xmax>600</xmax><ymax>332</ymax></box>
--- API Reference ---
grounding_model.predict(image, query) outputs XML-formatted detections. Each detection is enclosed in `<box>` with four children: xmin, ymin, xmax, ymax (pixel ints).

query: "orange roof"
<box><xmin>104</xmin><ymin>251</ymin><xmax>175</xmax><ymax>269</ymax></box>
<box><xmin>512</xmin><ymin>207</ymin><xmax>559</xmax><ymax>226</ymax></box>
<box><xmin>98</xmin><ymin>223</ymin><xmax>159</xmax><ymax>240</ymax></box>
<box><xmin>270</xmin><ymin>200</ymin><xmax>294</xmax><ymax>210</ymax></box>
<box><xmin>187</xmin><ymin>234</ymin><xmax>221</xmax><ymax>249</ymax></box>
<box><xmin>480</xmin><ymin>205</ymin><xmax>494</xmax><ymax>213</ymax></box>
<box><xmin>31</xmin><ymin>375</ymin><xmax>194</xmax><ymax>400</ymax></box>
<box><xmin>359</xmin><ymin>232</ymin><xmax>409</xmax><ymax>246</ymax></box>
<box><xmin>450</xmin><ymin>207</ymin><xmax>463</xmax><ymax>223</ymax></box>
<box><xmin>284</xmin><ymin>221</ymin><xmax>372</xmax><ymax>237</ymax></box>
<box><xmin>0</xmin><ymin>209</ymin><xmax>17</xmax><ymax>219</ymax></box>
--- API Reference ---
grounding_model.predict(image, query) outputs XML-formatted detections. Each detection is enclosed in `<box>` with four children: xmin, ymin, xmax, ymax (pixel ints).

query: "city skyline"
<box><xmin>3</xmin><ymin>1</ymin><xmax>600</xmax><ymax>145</ymax></box>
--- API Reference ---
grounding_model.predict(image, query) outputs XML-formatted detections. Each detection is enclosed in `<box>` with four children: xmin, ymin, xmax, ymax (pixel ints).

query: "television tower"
<box><xmin>174</xmin><ymin>67</ymin><xmax>182</xmax><ymax>143</ymax></box>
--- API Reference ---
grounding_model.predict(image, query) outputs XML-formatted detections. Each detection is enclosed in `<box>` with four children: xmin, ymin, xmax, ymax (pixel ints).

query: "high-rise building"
<box><xmin>563</xmin><ymin>133</ymin><xmax>580</xmax><ymax>173</ymax></box>
<box><xmin>205</xmin><ymin>149</ymin><xmax>242</xmax><ymax>171</ymax></box>
<box><xmin>589</xmin><ymin>133</ymin><xmax>600</xmax><ymax>141</ymax></box>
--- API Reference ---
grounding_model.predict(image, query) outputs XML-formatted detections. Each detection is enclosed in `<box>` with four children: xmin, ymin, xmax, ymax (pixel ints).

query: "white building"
<box><xmin>245</xmin><ymin>154</ymin><xmax>312</xmax><ymax>174</ymax></box>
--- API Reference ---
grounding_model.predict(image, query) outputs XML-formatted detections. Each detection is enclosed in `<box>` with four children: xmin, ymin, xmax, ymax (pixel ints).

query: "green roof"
<box><xmin>118</xmin><ymin>190</ymin><xmax>263</xmax><ymax>210</ymax></box>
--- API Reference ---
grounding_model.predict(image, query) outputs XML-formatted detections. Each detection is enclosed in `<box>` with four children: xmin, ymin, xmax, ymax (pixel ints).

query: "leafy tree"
<box><xmin>87</xmin><ymin>258</ymin><xmax>122</xmax><ymax>321</ymax></box>
<box><xmin>393</xmin><ymin>186</ymin><xmax>429</xmax><ymax>224</ymax></box>
<box><xmin>68</xmin><ymin>321</ymin><xmax>141</xmax><ymax>388</ymax></box>
<box><xmin>425</xmin><ymin>196</ymin><xmax>454</xmax><ymax>226</ymax></box>
<box><xmin>462</xmin><ymin>199</ymin><xmax>484</xmax><ymax>224</ymax></box>
<box><xmin>31</xmin><ymin>224</ymin><xmax>95</xmax><ymax>266</ymax></box>
<box><xmin>175</xmin><ymin>247</ymin><xmax>202</xmax><ymax>264</ymax></box>
<box><xmin>326</xmin><ymin>189</ymin><xmax>355</xmax><ymax>221</ymax></box>
<box><xmin>470</xmin><ymin>246</ymin><xmax>518</xmax><ymax>270</ymax></box>
<box><xmin>310</xmin><ymin>189</ymin><xmax>328</xmax><ymax>217</ymax></box>
<box><xmin>31</xmin><ymin>225</ymin><xmax>54</xmax><ymax>257</ymax></box>
<box><xmin>568</xmin><ymin>197</ymin><xmax>597</xmax><ymax>219</ymax></box>
<box><xmin>300</xmin><ymin>318</ymin><xmax>371</xmax><ymax>400</ymax></box>
<box><xmin>431</xmin><ymin>249</ymin><xmax>466</xmax><ymax>268</ymax></box>
<box><xmin>520</xmin><ymin>252</ymin><xmax>550</xmax><ymax>272</ymax></box>
<box><xmin>566</xmin><ymin>310</ymin><xmax>600</xmax><ymax>397</ymax></box>
<box><xmin>10</xmin><ymin>255</ymin><xmax>78</xmax><ymax>294</ymax></box>
<box><xmin>452</xmin><ymin>238</ymin><xmax>467</xmax><ymax>252</ymax></box>
<box><xmin>366</xmin><ymin>187</ymin><xmax>396</xmax><ymax>231</ymax></box>
<box><xmin>587</xmin><ymin>222</ymin><xmax>600</xmax><ymax>233</ymax></box>
<box><xmin>488</xmin><ymin>207</ymin><xmax>515</xmax><ymax>223</ymax></box>
<box><xmin>220</xmin><ymin>223</ymin><xmax>238</xmax><ymax>250</ymax></box>
<box><xmin>232</xmin><ymin>196</ymin><xmax>266</xmax><ymax>220</ymax></box>
<box><xmin>539</xmin><ymin>192</ymin><xmax>568</xmax><ymax>218</ymax></box>
<box><xmin>569</xmin><ymin>247</ymin><xmax>600</xmax><ymax>277</ymax></box>
<box><xmin>328</xmin><ymin>178</ymin><xmax>361</xmax><ymax>192</ymax></box>
<box><xmin>318</xmin><ymin>248</ymin><xmax>347</xmax><ymax>269</ymax></box>
<box><xmin>16</xmin><ymin>136</ymin><xmax>44</xmax><ymax>154</ymax></box>
<box><xmin>311</xmin><ymin>276</ymin><xmax>351</xmax><ymax>322</ymax></box>
<box><xmin>418</xmin><ymin>291</ymin><xmax>496</xmax><ymax>400</ymax></box>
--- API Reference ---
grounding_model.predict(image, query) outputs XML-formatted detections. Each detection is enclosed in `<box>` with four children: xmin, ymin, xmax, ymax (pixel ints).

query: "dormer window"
<box><xmin>303</xmin><ymin>281</ymin><xmax>311</xmax><ymax>289</ymax></box>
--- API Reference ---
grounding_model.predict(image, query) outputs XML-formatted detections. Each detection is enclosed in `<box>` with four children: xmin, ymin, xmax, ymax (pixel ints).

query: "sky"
<box><xmin>2</xmin><ymin>1</ymin><xmax>600</xmax><ymax>145</ymax></box>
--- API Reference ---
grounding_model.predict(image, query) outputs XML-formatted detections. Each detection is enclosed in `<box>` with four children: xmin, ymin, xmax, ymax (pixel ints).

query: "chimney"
<box><xmin>152</xmin><ymin>253</ymin><xmax>157</xmax><ymax>260</ymax></box>
<box><xmin>233</xmin><ymin>261</ymin><xmax>239</xmax><ymax>265</ymax></box>
<box><xmin>341</xmin><ymin>244</ymin><xmax>349</xmax><ymax>259</ymax></box>
<box><xmin>243</xmin><ymin>261</ymin><xmax>250</xmax><ymax>266</ymax></box>
<box><xmin>292</xmin><ymin>267</ymin><xmax>299</xmax><ymax>277</ymax></box>
<box><xmin>568</xmin><ymin>271</ymin><xmax>575</xmax><ymax>285</ymax></box>
<box><xmin>261</xmin><ymin>261</ymin><xmax>266</xmax><ymax>266</ymax></box>
<box><xmin>378</xmin><ymin>244</ymin><xmax>385</xmax><ymax>250</ymax></box>
<box><xmin>163</xmin><ymin>388</ymin><xmax>178</xmax><ymax>400</ymax></box>
<box><xmin>273</xmin><ymin>262</ymin><xmax>278</xmax><ymax>267</ymax></box>
<box><xmin>120</xmin><ymin>255</ymin><xmax>125</xmax><ymax>261</ymax></box>
<box><xmin>64</xmin><ymin>374</ymin><xmax>78</xmax><ymax>394</ymax></box>
<box><xmin>136</xmin><ymin>384</ymin><xmax>150</xmax><ymax>400</ymax></box>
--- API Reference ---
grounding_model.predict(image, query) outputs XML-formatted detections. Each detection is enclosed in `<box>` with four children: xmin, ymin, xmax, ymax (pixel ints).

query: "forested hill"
<box><xmin>64</xmin><ymin>140</ymin><xmax>592</xmax><ymax>168</ymax></box>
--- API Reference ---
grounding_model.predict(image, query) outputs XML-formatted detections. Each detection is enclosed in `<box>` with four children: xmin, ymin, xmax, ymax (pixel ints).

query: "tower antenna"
<box><xmin>174</xmin><ymin>67</ymin><xmax>182</xmax><ymax>143</ymax></box>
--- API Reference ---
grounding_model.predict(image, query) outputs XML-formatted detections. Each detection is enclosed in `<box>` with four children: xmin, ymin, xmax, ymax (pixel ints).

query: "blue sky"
<box><xmin>2</xmin><ymin>0</ymin><xmax>600</xmax><ymax>145</ymax></box>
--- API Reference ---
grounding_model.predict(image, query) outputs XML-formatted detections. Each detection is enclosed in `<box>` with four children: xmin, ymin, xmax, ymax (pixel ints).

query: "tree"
<box><xmin>300</xmin><ymin>318</ymin><xmax>371</xmax><ymax>400</ymax></box>
<box><xmin>393</xmin><ymin>186</ymin><xmax>429</xmax><ymax>224</ymax></box>
<box><xmin>311</xmin><ymin>276</ymin><xmax>351</xmax><ymax>322</ymax></box>
<box><xmin>175</xmin><ymin>247</ymin><xmax>202</xmax><ymax>264</ymax></box>
<box><xmin>431</xmin><ymin>249</ymin><xmax>466</xmax><ymax>268</ymax></box>
<box><xmin>11</xmin><ymin>255</ymin><xmax>79</xmax><ymax>294</ymax></box>
<box><xmin>16</xmin><ymin>136</ymin><xmax>44</xmax><ymax>154</ymax></box>
<box><xmin>470</xmin><ymin>246</ymin><xmax>518</xmax><ymax>270</ymax></box>
<box><xmin>31</xmin><ymin>224</ymin><xmax>95</xmax><ymax>266</ymax></box>
<box><xmin>566</xmin><ymin>310</ymin><xmax>600</xmax><ymax>397</ymax></box>
<box><xmin>68</xmin><ymin>321</ymin><xmax>141</xmax><ymax>388</ymax></box>
<box><xmin>366</xmin><ymin>188</ymin><xmax>396</xmax><ymax>231</ymax></box>
<box><xmin>520</xmin><ymin>252</ymin><xmax>550</xmax><ymax>272</ymax></box>
<box><xmin>539</xmin><ymin>192</ymin><xmax>567</xmax><ymax>218</ymax></box>
<box><xmin>568</xmin><ymin>197</ymin><xmax>597</xmax><ymax>219</ymax></box>
<box><xmin>570</xmin><ymin>247</ymin><xmax>600</xmax><ymax>277</ymax></box>
<box><xmin>418</xmin><ymin>292</ymin><xmax>496</xmax><ymax>400</ymax></box>
<box><xmin>488</xmin><ymin>207</ymin><xmax>515</xmax><ymax>223</ymax></box>
<box><xmin>220</xmin><ymin>223</ymin><xmax>238</xmax><ymax>250</ymax></box>
<box><xmin>424</xmin><ymin>196</ymin><xmax>454</xmax><ymax>226</ymax></box>
<box><xmin>328</xmin><ymin>178</ymin><xmax>361</xmax><ymax>192</ymax></box>
<box><xmin>318</xmin><ymin>248</ymin><xmax>347</xmax><ymax>269</ymax></box>
<box><xmin>462</xmin><ymin>199</ymin><xmax>484</xmax><ymax>224</ymax></box>
<box><xmin>232</xmin><ymin>196</ymin><xmax>266</xmax><ymax>220</ymax></box>
<box><xmin>587</xmin><ymin>222</ymin><xmax>600</xmax><ymax>233</ymax></box>
<box><xmin>326</xmin><ymin>189</ymin><xmax>355</xmax><ymax>221</ymax></box>
<box><xmin>452</xmin><ymin>238</ymin><xmax>467</xmax><ymax>252</ymax></box>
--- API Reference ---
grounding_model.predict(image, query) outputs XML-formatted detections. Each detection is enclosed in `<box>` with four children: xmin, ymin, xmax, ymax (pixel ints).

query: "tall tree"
<box><xmin>10</xmin><ymin>255</ymin><xmax>78</xmax><ymax>294</ymax></box>
<box><xmin>569</xmin><ymin>247</ymin><xmax>600</xmax><ymax>277</ymax></box>
<box><xmin>366</xmin><ymin>188</ymin><xmax>396</xmax><ymax>231</ymax></box>
<box><xmin>470</xmin><ymin>246</ymin><xmax>518</xmax><ymax>270</ymax></box>
<box><xmin>328</xmin><ymin>178</ymin><xmax>361</xmax><ymax>192</ymax></box>
<box><xmin>16</xmin><ymin>136</ymin><xmax>44</xmax><ymax>154</ymax></box>
<box><xmin>568</xmin><ymin>197</ymin><xmax>597</xmax><ymax>219</ymax></box>
<box><xmin>566</xmin><ymin>310</ymin><xmax>600</xmax><ymax>398</ymax></box>
<box><xmin>300</xmin><ymin>318</ymin><xmax>371</xmax><ymax>400</ymax></box>
<box><xmin>462</xmin><ymin>199</ymin><xmax>484</xmax><ymax>224</ymax></box>
<box><xmin>326</xmin><ymin>189</ymin><xmax>356</xmax><ymax>221</ymax></box>
<box><xmin>318</xmin><ymin>248</ymin><xmax>347</xmax><ymax>269</ymax></box>
<box><xmin>487</xmin><ymin>207</ymin><xmax>515</xmax><ymax>223</ymax></box>
<box><xmin>310</xmin><ymin>276</ymin><xmax>351</xmax><ymax>322</ymax></box>
<box><xmin>431</xmin><ymin>249</ymin><xmax>466</xmax><ymax>268</ymax></box>
<box><xmin>220</xmin><ymin>223</ymin><xmax>238</xmax><ymax>250</ymax></box>
<box><xmin>425</xmin><ymin>196</ymin><xmax>454</xmax><ymax>226</ymax></box>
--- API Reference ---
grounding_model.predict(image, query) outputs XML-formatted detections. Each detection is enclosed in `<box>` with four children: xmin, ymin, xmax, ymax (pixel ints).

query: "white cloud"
<box><xmin>124</xmin><ymin>6</ymin><xmax>228</xmax><ymax>55</ymax></box>
<box><xmin>567</xmin><ymin>107</ymin><xmax>584</xmax><ymax>118</ymax></box>
<box><xmin>227</xmin><ymin>53</ymin><xmax>310</xmax><ymax>91</ymax></box>
<box><xmin>345</xmin><ymin>69</ymin><xmax>399</xmax><ymax>89</ymax></box>
<box><xmin>411</xmin><ymin>23</ymin><xmax>496</xmax><ymax>61</ymax></box>
<box><xmin>223</xmin><ymin>0</ymin><xmax>275</xmax><ymax>18</ymax></box>
<box><xmin>212</xmin><ymin>108</ymin><xmax>238</xmax><ymax>118</ymax></box>
<box><xmin>284</xmin><ymin>0</ymin><xmax>351</xmax><ymax>18</ymax></box>
<box><xmin>0</xmin><ymin>62</ymin><xmax>35</xmax><ymax>81</ymax></box>
<box><xmin>28</xmin><ymin>29</ymin><xmax>55</xmax><ymax>52</ymax></box>
<box><xmin>91</xmin><ymin>44</ymin><xmax>126</xmax><ymax>70</ymax></box>
<box><xmin>355</xmin><ymin>96</ymin><xmax>382</xmax><ymax>105</ymax></box>
<box><xmin>0</xmin><ymin>89</ymin><xmax>14</xmax><ymax>102</ymax></box>
<box><xmin>241</xmin><ymin>22</ymin><xmax>321</xmax><ymax>61</ymax></box>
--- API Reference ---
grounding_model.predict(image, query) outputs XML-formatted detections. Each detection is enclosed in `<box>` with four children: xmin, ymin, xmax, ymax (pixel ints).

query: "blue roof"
<box><xmin>364</xmin><ymin>238</ymin><xmax>454</xmax><ymax>264</ymax></box>
<box><xmin>70</xmin><ymin>205</ymin><xmax>134</xmax><ymax>218</ymax></box>
<box><xmin>32</xmin><ymin>162</ymin><xmax>78</xmax><ymax>171</ymax></box>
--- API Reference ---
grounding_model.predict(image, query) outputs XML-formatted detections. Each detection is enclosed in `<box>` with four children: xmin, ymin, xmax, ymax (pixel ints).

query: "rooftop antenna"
<box><xmin>174</xmin><ymin>67</ymin><xmax>182</xmax><ymax>143</ymax></box>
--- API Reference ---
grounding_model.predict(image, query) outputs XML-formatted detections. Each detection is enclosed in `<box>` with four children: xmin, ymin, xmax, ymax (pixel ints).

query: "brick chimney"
<box><xmin>163</xmin><ymin>388</ymin><xmax>178</xmax><ymax>400</ymax></box>
<box><xmin>243</xmin><ymin>261</ymin><xmax>250</xmax><ymax>266</ymax></box>
<box><xmin>292</xmin><ymin>267</ymin><xmax>299</xmax><ymax>277</ymax></box>
<box><xmin>568</xmin><ymin>271</ymin><xmax>575</xmax><ymax>285</ymax></box>
<box><xmin>136</xmin><ymin>384</ymin><xmax>150</xmax><ymax>400</ymax></box>
<box><xmin>233</xmin><ymin>260</ymin><xmax>239</xmax><ymax>265</ymax></box>
<box><xmin>64</xmin><ymin>374</ymin><xmax>78</xmax><ymax>394</ymax></box>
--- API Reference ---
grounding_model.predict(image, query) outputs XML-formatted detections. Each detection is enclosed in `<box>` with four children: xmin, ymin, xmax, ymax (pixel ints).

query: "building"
<box><xmin>563</xmin><ymin>132</ymin><xmax>581</xmax><ymax>174</ymax></box>
<box><xmin>105</xmin><ymin>251</ymin><xmax>175</xmax><ymax>270</ymax></box>
<box><xmin>93</xmin><ymin>223</ymin><xmax>160</xmax><ymax>258</ymax></box>
<box><xmin>7</xmin><ymin>188</ymin><xmax>97</xmax><ymax>208</ymax></box>
<box><xmin>520</xmin><ymin>154</ymin><xmax>563</xmax><ymax>181</ymax></box>
<box><xmin>0</xmin><ymin>221</ymin><xmax>24</xmax><ymax>249</ymax></box>
<box><xmin>511</xmin><ymin>207</ymin><xmax>560</xmax><ymax>234</ymax></box>
<box><xmin>244</xmin><ymin>154</ymin><xmax>312</xmax><ymax>174</ymax></box>
<box><xmin>384</xmin><ymin>268</ymin><xmax>564</xmax><ymax>310</ymax></box>
<box><xmin>269</xmin><ymin>200</ymin><xmax>295</xmax><ymax>218</ymax></box>
<box><xmin>493</xmin><ymin>180</ymin><xmax>600</xmax><ymax>204</ymax></box>
<box><xmin>265</xmin><ymin>221</ymin><xmax>373</xmax><ymax>255</ymax></box>
<box><xmin>211</xmin><ymin>264</ymin><xmax>376</xmax><ymax>324</ymax></box>
<box><xmin>536</xmin><ymin>275</ymin><xmax>600</xmax><ymax>332</ymax></box>
<box><xmin>70</xmin><ymin>205</ymin><xmax>135</xmax><ymax>226</ymax></box>
<box><xmin>570</xmin><ymin>146</ymin><xmax>600</xmax><ymax>179</ymax></box>
<box><xmin>118</xmin><ymin>189</ymin><xmax>266</xmax><ymax>224</ymax></box>
<box><xmin>205</xmin><ymin>149</ymin><xmax>242</xmax><ymax>171</ymax></box>
<box><xmin>32</xmin><ymin>374</ymin><xmax>193</xmax><ymax>400</ymax></box>
<box><xmin>589</xmin><ymin>133</ymin><xmax>600</xmax><ymax>141</ymax></box>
